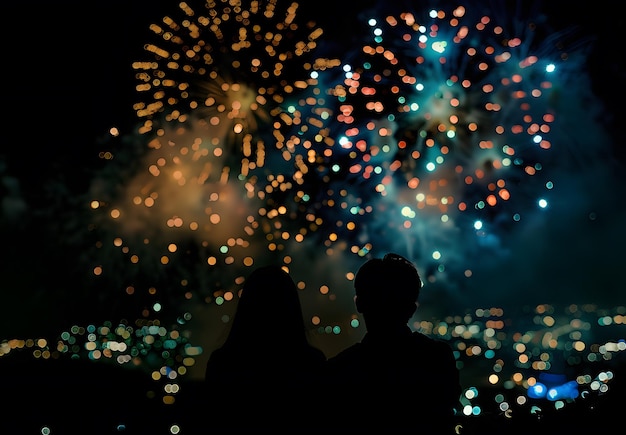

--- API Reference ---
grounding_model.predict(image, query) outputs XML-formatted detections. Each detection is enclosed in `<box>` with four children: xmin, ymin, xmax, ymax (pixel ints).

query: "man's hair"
<box><xmin>354</xmin><ymin>253</ymin><xmax>422</xmax><ymax>309</ymax></box>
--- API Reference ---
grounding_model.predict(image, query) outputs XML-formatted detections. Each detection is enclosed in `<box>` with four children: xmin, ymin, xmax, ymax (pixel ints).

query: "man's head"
<box><xmin>354</xmin><ymin>253</ymin><xmax>422</xmax><ymax>326</ymax></box>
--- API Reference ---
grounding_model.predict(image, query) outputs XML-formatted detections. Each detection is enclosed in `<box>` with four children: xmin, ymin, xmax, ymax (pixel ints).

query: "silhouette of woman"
<box><xmin>203</xmin><ymin>264</ymin><xmax>326</xmax><ymax>434</ymax></box>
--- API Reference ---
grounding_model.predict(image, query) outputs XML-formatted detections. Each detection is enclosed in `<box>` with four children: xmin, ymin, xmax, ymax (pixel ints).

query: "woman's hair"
<box><xmin>224</xmin><ymin>265</ymin><xmax>309</xmax><ymax>347</ymax></box>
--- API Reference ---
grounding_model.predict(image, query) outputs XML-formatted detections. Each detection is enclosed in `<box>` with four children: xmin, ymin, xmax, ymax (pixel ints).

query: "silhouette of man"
<box><xmin>325</xmin><ymin>253</ymin><xmax>461</xmax><ymax>433</ymax></box>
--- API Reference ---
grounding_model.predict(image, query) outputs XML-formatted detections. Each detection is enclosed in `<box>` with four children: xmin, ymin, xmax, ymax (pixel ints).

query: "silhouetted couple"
<box><xmin>203</xmin><ymin>254</ymin><xmax>461</xmax><ymax>433</ymax></box>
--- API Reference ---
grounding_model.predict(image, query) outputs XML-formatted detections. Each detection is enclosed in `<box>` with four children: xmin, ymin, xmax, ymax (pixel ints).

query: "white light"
<box><xmin>432</xmin><ymin>41</ymin><xmax>447</xmax><ymax>53</ymax></box>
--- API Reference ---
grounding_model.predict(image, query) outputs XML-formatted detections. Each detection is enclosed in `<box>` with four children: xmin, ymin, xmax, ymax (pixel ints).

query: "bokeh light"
<box><xmin>1</xmin><ymin>0</ymin><xmax>624</xmax><ymax>432</ymax></box>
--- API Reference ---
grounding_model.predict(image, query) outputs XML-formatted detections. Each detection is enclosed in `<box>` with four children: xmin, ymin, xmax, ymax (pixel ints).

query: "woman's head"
<box><xmin>227</xmin><ymin>265</ymin><xmax>308</xmax><ymax>345</ymax></box>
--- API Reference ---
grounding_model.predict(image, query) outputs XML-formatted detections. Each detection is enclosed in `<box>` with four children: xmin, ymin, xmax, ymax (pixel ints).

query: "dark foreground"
<box><xmin>2</xmin><ymin>355</ymin><xmax>623</xmax><ymax>435</ymax></box>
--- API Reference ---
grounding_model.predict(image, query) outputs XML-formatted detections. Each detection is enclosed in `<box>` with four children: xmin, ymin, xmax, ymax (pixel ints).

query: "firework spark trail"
<box><xmin>130</xmin><ymin>0</ymin><xmax>341</xmax><ymax>254</ymax></box>
<box><xmin>88</xmin><ymin>0</ymin><xmax>603</xmax><ymax>323</ymax></box>
<box><xmin>86</xmin><ymin>0</ymin><xmax>348</xmax><ymax>314</ymax></box>
<box><xmin>132</xmin><ymin>0</ymin><xmax>337</xmax><ymax>164</ymax></box>
<box><xmin>290</xmin><ymin>1</ymin><xmax>602</xmax><ymax>293</ymax></box>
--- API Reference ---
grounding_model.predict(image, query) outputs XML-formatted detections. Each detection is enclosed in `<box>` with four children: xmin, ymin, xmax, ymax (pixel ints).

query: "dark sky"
<box><xmin>5</xmin><ymin>0</ymin><xmax>624</xmax><ymax>177</ymax></box>
<box><xmin>2</xmin><ymin>0</ymin><xmax>625</xmax><ymax>352</ymax></box>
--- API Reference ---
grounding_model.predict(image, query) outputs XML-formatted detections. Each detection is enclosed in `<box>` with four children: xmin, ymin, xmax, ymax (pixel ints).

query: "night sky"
<box><xmin>1</xmin><ymin>0</ymin><xmax>625</xmax><ymax>427</ymax></box>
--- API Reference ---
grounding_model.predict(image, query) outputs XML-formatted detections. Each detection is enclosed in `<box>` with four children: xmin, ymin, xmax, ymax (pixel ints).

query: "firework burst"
<box><xmin>295</xmin><ymin>1</ymin><xmax>591</xmax><ymax>282</ymax></box>
<box><xmin>132</xmin><ymin>0</ymin><xmax>336</xmax><ymax>162</ymax></box>
<box><xmin>85</xmin><ymin>0</ymin><xmax>349</xmax><ymax>316</ymax></box>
